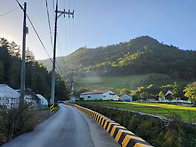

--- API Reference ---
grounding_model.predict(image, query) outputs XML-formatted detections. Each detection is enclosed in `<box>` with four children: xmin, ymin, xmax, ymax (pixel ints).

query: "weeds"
<box><xmin>0</xmin><ymin>104</ymin><xmax>34</xmax><ymax>145</ymax></box>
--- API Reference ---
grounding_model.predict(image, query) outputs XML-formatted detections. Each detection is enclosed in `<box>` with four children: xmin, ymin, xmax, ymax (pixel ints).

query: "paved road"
<box><xmin>2</xmin><ymin>104</ymin><xmax>120</xmax><ymax>147</ymax></box>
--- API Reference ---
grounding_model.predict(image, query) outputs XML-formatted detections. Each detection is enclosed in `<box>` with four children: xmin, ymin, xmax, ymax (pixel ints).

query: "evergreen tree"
<box><xmin>0</xmin><ymin>38</ymin><xmax>69</xmax><ymax>100</ymax></box>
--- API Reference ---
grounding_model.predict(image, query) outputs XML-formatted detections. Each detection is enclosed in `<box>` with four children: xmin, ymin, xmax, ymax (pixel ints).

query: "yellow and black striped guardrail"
<box><xmin>64</xmin><ymin>102</ymin><xmax>153</xmax><ymax>147</ymax></box>
<box><xmin>51</xmin><ymin>103</ymin><xmax>54</xmax><ymax>112</ymax></box>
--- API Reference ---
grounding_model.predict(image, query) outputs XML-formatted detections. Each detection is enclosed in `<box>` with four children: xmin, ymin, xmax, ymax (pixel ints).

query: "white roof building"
<box><xmin>118</xmin><ymin>94</ymin><xmax>132</xmax><ymax>102</ymax></box>
<box><xmin>0</xmin><ymin>84</ymin><xmax>20</xmax><ymax>108</ymax></box>
<box><xmin>165</xmin><ymin>90</ymin><xmax>172</xmax><ymax>97</ymax></box>
<box><xmin>36</xmin><ymin>94</ymin><xmax>48</xmax><ymax>107</ymax></box>
<box><xmin>80</xmin><ymin>90</ymin><xmax>117</xmax><ymax>101</ymax></box>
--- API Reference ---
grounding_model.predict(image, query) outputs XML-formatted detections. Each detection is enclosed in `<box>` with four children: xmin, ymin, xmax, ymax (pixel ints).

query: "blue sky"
<box><xmin>0</xmin><ymin>0</ymin><xmax>196</xmax><ymax>60</ymax></box>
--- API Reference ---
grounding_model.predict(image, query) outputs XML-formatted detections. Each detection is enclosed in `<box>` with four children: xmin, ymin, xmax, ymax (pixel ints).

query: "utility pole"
<box><xmin>18</xmin><ymin>1</ymin><xmax>27</xmax><ymax>128</ymax></box>
<box><xmin>70</xmin><ymin>69</ymin><xmax>74</xmax><ymax>100</ymax></box>
<box><xmin>50</xmin><ymin>0</ymin><xmax>74</xmax><ymax>114</ymax></box>
<box><xmin>19</xmin><ymin>2</ymin><xmax>27</xmax><ymax>109</ymax></box>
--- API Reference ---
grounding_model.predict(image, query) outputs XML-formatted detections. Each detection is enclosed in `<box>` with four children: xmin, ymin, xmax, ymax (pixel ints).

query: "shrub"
<box><xmin>0</xmin><ymin>104</ymin><xmax>34</xmax><ymax>145</ymax></box>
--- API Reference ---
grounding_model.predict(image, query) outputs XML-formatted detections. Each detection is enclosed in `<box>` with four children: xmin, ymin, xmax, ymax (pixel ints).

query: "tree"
<box><xmin>172</xmin><ymin>82</ymin><xmax>181</xmax><ymax>99</ymax></box>
<box><xmin>146</xmin><ymin>84</ymin><xmax>160</xmax><ymax>96</ymax></box>
<box><xmin>120</xmin><ymin>88</ymin><xmax>132</xmax><ymax>95</ymax></box>
<box><xmin>8</xmin><ymin>61</ymin><xmax>21</xmax><ymax>88</ymax></box>
<box><xmin>55</xmin><ymin>74</ymin><xmax>70</xmax><ymax>101</ymax></box>
<box><xmin>184</xmin><ymin>82</ymin><xmax>196</xmax><ymax>104</ymax></box>
<box><xmin>138</xmin><ymin>86</ymin><xmax>145</xmax><ymax>92</ymax></box>
<box><xmin>0</xmin><ymin>38</ymin><xmax>9</xmax><ymax>47</ymax></box>
<box><xmin>0</xmin><ymin>38</ymin><xmax>69</xmax><ymax>101</ymax></box>
<box><xmin>0</xmin><ymin>45</ymin><xmax>12</xmax><ymax>82</ymax></box>
<box><xmin>8</xmin><ymin>41</ymin><xmax>21</xmax><ymax>58</ymax></box>
<box><xmin>158</xmin><ymin>91</ymin><xmax>165</xmax><ymax>99</ymax></box>
<box><xmin>172</xmin><ymin>82</ymin><xmax>186</xmax><ymax>100</ymax></box>
<box><xmin>0</xmin><ymin>61</ymin><xmax>4</xmax><ymax>82</ymax></box>
<box><xmin>160</xmin><ymin>85</ymin><xmax>173</xmax><ymax>93</ymax></box>
<box><xmin>140</xmin><ymin>92</ymin><xmax>149</xmax><ymax>100</ymax></box>
<box><xmin>26</xmin><ymin>48</ymin><xmax>35</xmax><ymax>63</ymax></box>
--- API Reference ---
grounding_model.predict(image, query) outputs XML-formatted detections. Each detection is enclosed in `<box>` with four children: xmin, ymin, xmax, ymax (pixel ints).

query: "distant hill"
<box><xmin>39</xmin><ymin>36</ymin><xmax>196</xmax><ymax>81</ymax></box>
<box><xmin>77</xmin><ymin>73</ymin><xmax>188</xmax><ymax>93</ymax></box>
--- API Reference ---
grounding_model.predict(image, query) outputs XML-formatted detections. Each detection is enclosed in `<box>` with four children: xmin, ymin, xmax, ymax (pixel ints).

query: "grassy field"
<box><xmin>81</xmin><ymin>101</ymin><xmax>196</xmax><ymax>122</ymax></box>
<box><xmin>78</xmin><ymin>73</ymin><xmax>186</xmax><ymax>93</ymax></box>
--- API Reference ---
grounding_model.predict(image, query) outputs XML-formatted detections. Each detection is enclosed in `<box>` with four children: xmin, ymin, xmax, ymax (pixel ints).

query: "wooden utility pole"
<box><xmin>19</xmin><ymin>2</ymin><xmax>27</xmax><ymax>109</ymax></box>
<box><xmin>70</xmin><ymin>69</ymin><xmax>74</xmax><ymax>100</ymax></box>
<box><xmin>17</xmin><ymin>1</ymin><xmax>27</xmax><ymax>128</ymax></box>
<box><xmin>50</xmin><ymin>0</ymin><xmax>74</xmax><ymax>114</ymax></box>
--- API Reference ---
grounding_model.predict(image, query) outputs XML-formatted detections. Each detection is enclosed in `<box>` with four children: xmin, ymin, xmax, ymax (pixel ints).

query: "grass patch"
<box><xmin>80</xmin><ymin>101</ymin><xmax>196</xmax><ymax>122</ymax></box>
<box><xmin>77</xmin><ymin>102</ymin><xmax>196</xmax><ymax>147</ymax></box>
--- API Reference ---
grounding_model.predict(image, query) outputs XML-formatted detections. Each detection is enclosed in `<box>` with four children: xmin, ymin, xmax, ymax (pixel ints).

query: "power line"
<box><xmin>26</xmin><ymin>15</ymin><xmax>52</xmax><ymax>62</ymax></box>
<box><xmin>27</xmin><ymin>14</ymin><xmax>65</xmax><ymax>75</ymax></box>
<box><xmin>15</xmin><ymin>0</ymin><xmax>67</xmax><ymax>79</ymax></box>
<box><xmin>0</xmin><ymin>7</ymin><xmax>19</xmax><ymax>17</ymax></box>
<box><xmin>45</xmin><ymin>0</ymin><xmax>53</xmax><ymax>47</ymax></box>
<box><xmin>27</xmin><ymin>15</ymin><xmax>64</xmax><ymax>75</ymax></box>
<box><xmin>15</xmin><ymin>0</ymin><xmax>52</xmax><ymax>62</ymax></box>
<box><xmin>45</xmin><ymin>0</ymin><xmax>68</xmax><ymax>78</ymax></box>
<box><xmin>73</xmin><ymin>0</ymin><xmax>76</xmax><ymax>10</ymax></box>
<box><xmin>15</xmin><ymin>0</ymin><xmax>64</xmax><ymax>76</ymax></box>
<box><xmin>15</xmin><ymin>0</ymin><xmax>23</xmax><ymax>10</ymax></box>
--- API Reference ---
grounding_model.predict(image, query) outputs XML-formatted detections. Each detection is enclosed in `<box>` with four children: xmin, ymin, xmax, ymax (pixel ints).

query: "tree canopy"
<box><xmin>41</xmin><ymin>36</ymin><xmax>196</xmax><ymax>81</ymax></box>
<box><xmin>0</xmin><ymin>38</ymin><xmax>69</xmax><ymax>101</ymax></box>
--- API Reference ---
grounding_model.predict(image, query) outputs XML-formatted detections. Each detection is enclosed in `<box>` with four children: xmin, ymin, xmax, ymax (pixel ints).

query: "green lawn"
<box><xmin>81</xmin><ymin>101</ymin><xmax>196</xmax><ymax>122</ymax></box>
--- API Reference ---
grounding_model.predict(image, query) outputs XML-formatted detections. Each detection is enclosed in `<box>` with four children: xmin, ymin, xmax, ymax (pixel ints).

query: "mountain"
<box><xmin>39</xmin><ymin>36</ymin><xmax>196</xmax><ymax>81</ymax></box>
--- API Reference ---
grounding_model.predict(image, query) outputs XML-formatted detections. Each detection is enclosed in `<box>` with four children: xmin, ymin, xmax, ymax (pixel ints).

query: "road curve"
<box><xmin>2</xmin><ymin>104</ymin><xmax>120</xmax><ymax>147</ymax></box>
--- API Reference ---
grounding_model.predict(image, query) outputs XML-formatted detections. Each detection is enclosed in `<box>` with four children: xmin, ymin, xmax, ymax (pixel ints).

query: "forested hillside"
<box><xmin>40</xmin><ymin>36</ymin><xmax>196</xmax><ymax>81</ymax></box>
<box><xmin>0</xmin><ymin>38</ymin><xmax>69</xmax><ymax>101</ymax></box>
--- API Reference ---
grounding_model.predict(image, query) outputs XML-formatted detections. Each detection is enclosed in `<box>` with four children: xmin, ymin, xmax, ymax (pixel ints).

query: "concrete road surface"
<box><xmin>2</xmin><ymin>104</ymin><xmax>120</xmax><ymax>147</ymax></box>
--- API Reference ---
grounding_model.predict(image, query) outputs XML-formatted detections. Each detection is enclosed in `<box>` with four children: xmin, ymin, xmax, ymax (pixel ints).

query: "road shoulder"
<box><xmin>76</xmin><ymin>108</ymin><xmax>121</xmax><ymax>147</ymax></box>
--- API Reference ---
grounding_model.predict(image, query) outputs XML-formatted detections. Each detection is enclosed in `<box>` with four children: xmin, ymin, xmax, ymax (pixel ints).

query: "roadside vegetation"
<box><xmin>77</xmin><ymin>101</ymin><xmax>196</xmax><ymax>147</ymax></box>
<box><xmin>79</xmin><ymin>101</ymin><xmax>196</xmax><ymax>122</ymax></box>
<box><xmin>0</xmin><ymin>104</ymin><xmax>56</xmax><ymax>146</ymax></box>
<box><xmin>0</xmin><ymin>104</ymin><xmax>34</xmax><ymax>145</ymax></box>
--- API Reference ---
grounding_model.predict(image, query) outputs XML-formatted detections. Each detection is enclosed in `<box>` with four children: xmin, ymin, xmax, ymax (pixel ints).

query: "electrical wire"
<box><xmin>15</xmin><ymin>0</ymin><xmax>23</xmax><ymax>10</ymax></box>
<box><xmin>26</xmin><ymin>15</ymin><xmax>52</xmax><ymax>63</ymax></box>
<box><xmin>45</xmin><ymin>0</ymin><xmax>53</xmax><ymax>47</ymax></box>
<box><xmin>15</xmin><ymin>0</ymin><xmax>65</xmax><ymax>76</ymax></box>
<box><xmin>57</xmin><ymin>0</ymin><xmax>75</xmax><ymax>79</ymax></box>
<box><xmin>0</xmin><ymin>7</ymin><xmax>19</xmax><ymax>17</ymax></box>
<box><xmin>73</xmin><ymin>0</ymin><xmax>76</xmax><ymax>10</ymax></box>
<box><xmin>28</xmin><ymin>13</ymin><xmax>64</xmax><ymax>76</ymax></box>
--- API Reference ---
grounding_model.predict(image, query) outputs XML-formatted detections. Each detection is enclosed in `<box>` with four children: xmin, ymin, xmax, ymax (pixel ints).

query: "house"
<box><xmin>0</xmin><ymin>84</ymin><xmax>20</xmax><ymax>108</ymax></box>
<box><xmin>80</xmin><ymin>90</ymin><xmax>117</xmax><ymax>101</ymax></box>
<box><xmin>118</xmin><ymin>94</ymin><xmax>132</xmax><ymax>102</ymax></box>
<box><xmin>16</xmin><ymin>88</ymin><xmax>41</xmax><ymax>107</ymax></box>
<box><xmin>164</xmin><ymin>90</ymin><xmax>173</xmax><ymax>100</ymax></box>
<box><xmin>24</xmin><ymin>88</ymin><xmax>41</xmax><ymax>107</ymax></box>
<box><xmin>0</xmin><ymin>85</ymin><xmax>43</xmax><ymax>109</ymax></box>
<box><xmin>36</xmin><ymin>94</ymin><xmax>48</xmax><ymax>107</ymax></box>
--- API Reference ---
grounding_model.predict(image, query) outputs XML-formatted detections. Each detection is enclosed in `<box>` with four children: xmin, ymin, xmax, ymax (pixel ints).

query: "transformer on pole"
<box><xmin>50</xmin><ymin>0</ymin><xmax>74</xmax><ymax>114</ymax></box>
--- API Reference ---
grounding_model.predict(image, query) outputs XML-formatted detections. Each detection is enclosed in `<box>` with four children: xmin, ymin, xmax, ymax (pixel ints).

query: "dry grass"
<box><xmin>32</xmin><ymin>110</ymin><xmax>50</xmax><ymax>127</ymax></box>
